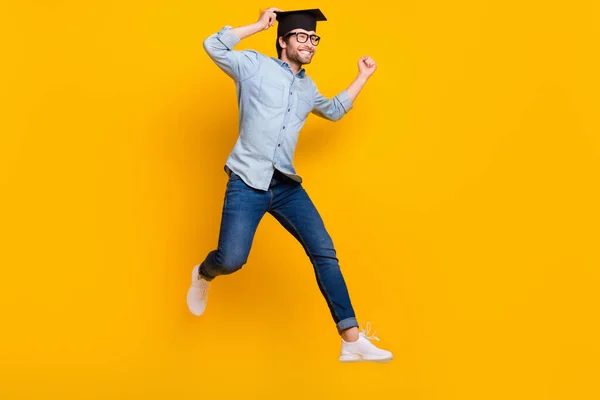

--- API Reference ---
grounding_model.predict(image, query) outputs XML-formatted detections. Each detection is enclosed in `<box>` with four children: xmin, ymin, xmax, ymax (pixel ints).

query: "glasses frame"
<box><xmin>284</xmin><ymin>31</ymin><xmax>321</xmax><ymax>46</ymax></box>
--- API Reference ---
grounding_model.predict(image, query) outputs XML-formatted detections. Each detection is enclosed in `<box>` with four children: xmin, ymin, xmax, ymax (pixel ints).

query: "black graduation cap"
<box><xmin>276</xmin><ymin>9</ymin><xmax>327</xmax><ymax>37</ymax></box>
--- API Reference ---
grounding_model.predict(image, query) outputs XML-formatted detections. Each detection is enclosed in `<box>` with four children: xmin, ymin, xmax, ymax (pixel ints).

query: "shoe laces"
<box><xmin>359</xmin><ymin>322</ymin><xmax>380</xmax><ymax>341</ymax></box>
<box><xmin>199</xmin><ymin>282</ymin><xmax>209</xmax><ymax>297</ymax></box>
<box><xmin>195</xmin><ymin>275</ymin><xmax>210</xmax><ymax>297</ymax></box>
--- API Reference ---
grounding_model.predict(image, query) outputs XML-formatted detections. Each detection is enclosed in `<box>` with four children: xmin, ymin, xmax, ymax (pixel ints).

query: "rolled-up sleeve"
<box><xmin>311</xmin><ymin>86</ymin><xmax>354</xmax><ymax>121</ymax></box>
<box><xmin>203</xmin><ymin>26</ymin><xmax>260</xmax><ymax>81</ymax></box>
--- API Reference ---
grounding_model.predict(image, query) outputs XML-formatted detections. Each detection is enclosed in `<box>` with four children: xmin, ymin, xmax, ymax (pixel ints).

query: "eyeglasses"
<box><xmin>284</xmin><ymin>31</ymin><xmax>321</xmax><ymax>46</ymax></box>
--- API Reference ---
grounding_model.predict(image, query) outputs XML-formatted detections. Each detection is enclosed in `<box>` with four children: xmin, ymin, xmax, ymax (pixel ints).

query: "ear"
<box><xmin>278</xmin><ymin>36</ymin><xmax>287</xmax><ymax>49</ymax></box>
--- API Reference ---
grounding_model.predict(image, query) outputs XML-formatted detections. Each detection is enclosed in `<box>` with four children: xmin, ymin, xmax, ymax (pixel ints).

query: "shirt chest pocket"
<box><xmin>258</xmin><ymin>77</ymin><xmax>285</xmax><ymax>108</ymax></box>
<box><xmin>294</xmin><ymin>95</ymin><xmax>314</xmax><ymax>120</ymax></box>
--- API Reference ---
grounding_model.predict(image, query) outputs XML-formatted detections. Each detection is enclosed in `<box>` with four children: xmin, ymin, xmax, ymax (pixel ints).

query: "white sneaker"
<box><xmin>186</xmin><ymin>264</ymin><xmax>210</xmax><ymax>316</ymax></box>
<box><xmin>339</xmin><ymin>322</ymin><xmax>393</xmax><ymax>363</ymax></box>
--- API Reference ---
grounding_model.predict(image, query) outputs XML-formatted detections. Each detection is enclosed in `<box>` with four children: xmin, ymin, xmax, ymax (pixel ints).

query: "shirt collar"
<box><xmin>271</xmin><ymin>57</ymin><xmax>306</xmax><ymax>78</ymax></box>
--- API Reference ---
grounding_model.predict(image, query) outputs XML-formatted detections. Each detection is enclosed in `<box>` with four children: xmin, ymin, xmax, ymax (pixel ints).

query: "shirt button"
<box><xmin>278</xmin><ymin>144</ymin><xmax>281</xmax><ymax>147</ymax></box>
<box><xmin>290</xmin><ymin>92</ymin><xmax>292</xmax><ymax>95</ymax></box>
<box><xmin>287</xmin><ymin>109</ymin><xmax>290</xmax><ymax>112</ymax></box>
<box><xmin>283</xmin><ymin>126</ymin><xmax>285</xmax><ymax>129</ymax></box>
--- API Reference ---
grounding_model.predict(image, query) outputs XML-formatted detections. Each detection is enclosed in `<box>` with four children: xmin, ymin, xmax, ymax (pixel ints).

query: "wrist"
<box><xmin>251</xmin><ymin>21</ymin><xmax>265</xmax><ymax>33</ymax></box>
<box><xmin>356</xmin><ymin>74</ymin><xmax>369</xmax><ymax>84</ymax></box>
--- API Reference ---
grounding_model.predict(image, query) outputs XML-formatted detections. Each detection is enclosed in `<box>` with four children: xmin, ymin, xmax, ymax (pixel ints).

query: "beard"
<box><xmin>287</xmin><ymin>46</ymin><xmax>314</xmax><ymax>65</ymax></box>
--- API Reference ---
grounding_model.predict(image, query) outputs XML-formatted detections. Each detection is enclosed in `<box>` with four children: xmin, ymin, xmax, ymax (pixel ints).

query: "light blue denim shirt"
<box><xmin>203</xmin><ymin>26</ymin><xmax>354</xmax><ymax>191</ymax></box>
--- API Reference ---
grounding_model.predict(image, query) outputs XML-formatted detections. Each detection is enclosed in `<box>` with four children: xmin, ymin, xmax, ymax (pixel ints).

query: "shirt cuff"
<box><xmin>336</xmin><ymin>90</ymin><xmax>354</xmax><ymax>113</ymax></box>
<box><xmin>216</xmin><ymin>25</ymin><xmax>241</xmax><ymax>50</ymax></box>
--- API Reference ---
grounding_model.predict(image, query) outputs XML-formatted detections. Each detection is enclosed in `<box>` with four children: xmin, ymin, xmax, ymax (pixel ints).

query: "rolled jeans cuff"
<box><xmin>199</xmin><ymin>262</ymin><xmax>215</xmax><ymax>281</ymax></box>
<box><xmin>337</xmin><ymin>317</ymin><xmax>359</xmax><ymax>334</ymax></box>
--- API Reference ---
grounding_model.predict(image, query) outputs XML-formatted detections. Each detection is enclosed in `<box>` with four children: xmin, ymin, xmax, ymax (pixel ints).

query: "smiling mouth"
<box><xmin>299</xmin><ymin>50</ymin><xmax>313</xmax><ymax>56</ymax></box>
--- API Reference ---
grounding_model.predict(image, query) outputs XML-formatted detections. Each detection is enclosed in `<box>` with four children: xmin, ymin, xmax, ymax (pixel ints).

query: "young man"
<box><xmin>187</xmin><ymin>8</ymin><xmax>393</xmax><ymax>363</ymax></box>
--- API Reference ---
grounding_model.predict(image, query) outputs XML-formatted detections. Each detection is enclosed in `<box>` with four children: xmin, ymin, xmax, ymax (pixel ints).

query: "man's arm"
<box><xmin>203</xmin><ymin>8</ymin><xmax>283</xmax><ymax>81</ymax></box>
<box><xmin>312</xmin><ymin>56</ymin><xmax>378</xmax><ymax>121</ymax></box>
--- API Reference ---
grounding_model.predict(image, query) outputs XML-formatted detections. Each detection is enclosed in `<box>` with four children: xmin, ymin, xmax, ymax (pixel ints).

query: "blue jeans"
<box><xmin>199</xmin><ymin>169</ymin><xmax>359</xmax><ymax>334</ymax></box>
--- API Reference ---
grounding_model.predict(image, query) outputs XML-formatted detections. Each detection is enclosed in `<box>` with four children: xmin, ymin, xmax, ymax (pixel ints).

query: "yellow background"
<box><xmin>1</xmin><ymin>1</ymin><xmax>599</xmax><ymax>399</ymax></box>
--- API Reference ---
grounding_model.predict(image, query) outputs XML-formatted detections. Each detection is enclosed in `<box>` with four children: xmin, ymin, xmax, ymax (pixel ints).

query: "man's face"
<box><xmin>281</xmin><ymin>29</ymin><xmax>318</xmax><ymax>65</ymax></box>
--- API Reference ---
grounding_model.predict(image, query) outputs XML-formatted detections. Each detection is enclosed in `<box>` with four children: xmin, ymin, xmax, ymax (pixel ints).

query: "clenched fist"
<box><xmin>358</xmin><ymin>56</ymin><xmax>377</xmax><ymax>79</ymax></box>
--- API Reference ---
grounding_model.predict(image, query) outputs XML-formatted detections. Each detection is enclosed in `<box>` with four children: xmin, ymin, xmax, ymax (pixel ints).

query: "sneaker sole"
<box><xmin>339</xmin><ymin>354</ymin><xmax>393</xmax><ymax>363</ymax></box>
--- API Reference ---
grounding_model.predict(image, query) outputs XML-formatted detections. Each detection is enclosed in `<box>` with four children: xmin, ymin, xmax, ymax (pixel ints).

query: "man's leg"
<box><xmin>268</xmin><ymin>177</ymin><xmax>393</xmax><ymax>362</ymax></box>
<box><xmin>187</xmin><ymin>172</ymin><xmax>270</xmax><ymax>316</ymax></box>
<box><xmin>268</xmin><ymin>180</ymin><xmax>359</xmax><ymax>336</ymax></box>
<box><xmin>200</xmin><ymin>173</ymin><xmax>270</xmax><ymax>280</ymax></box>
